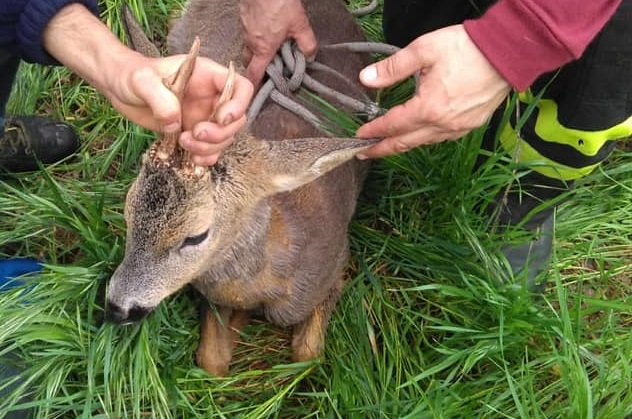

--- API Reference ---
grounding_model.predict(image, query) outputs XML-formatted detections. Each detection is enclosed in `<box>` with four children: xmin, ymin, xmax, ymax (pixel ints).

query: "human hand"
<box><xmin>239</xmin><ymin>0</ymin><xmax>317</xmax><ymax>86</ymax></box>
<box><xmin>106</xmin><ymin>53</ymin><xmax>253</xmax><ymax>166</ymax></box>
<box><xmin>42</xmin><ymin>3</ymin><xmax>254</xmax><ymax>166</ymax></box>
<box><xmin>355</xmin><ymin>24</ymin><xmax>512</xmax><ymax>159</ymax></box>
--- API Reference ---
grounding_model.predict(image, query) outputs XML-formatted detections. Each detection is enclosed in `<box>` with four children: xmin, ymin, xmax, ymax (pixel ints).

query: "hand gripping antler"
<box><xmin>148</xmin><ymin>37</ymin><xmax>236</xmax><ymax>179</ymax></box>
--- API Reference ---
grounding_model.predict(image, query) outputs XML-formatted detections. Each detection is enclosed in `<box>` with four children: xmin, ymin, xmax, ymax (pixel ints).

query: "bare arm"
<box><xmin>42</xmin><ymin>3</ymin><xmax>253</xmax><ymax>165</ymax></box>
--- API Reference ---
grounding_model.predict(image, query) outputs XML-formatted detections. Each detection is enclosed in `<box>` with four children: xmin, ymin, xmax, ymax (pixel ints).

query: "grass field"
<box><xmin>1</xmin><ymin>1</ymin><xmax>630</xmax><ymax>418</ymax></box>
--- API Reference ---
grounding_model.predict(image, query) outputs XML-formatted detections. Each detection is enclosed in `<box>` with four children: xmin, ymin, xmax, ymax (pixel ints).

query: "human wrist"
<box><xmin>463</xmin><ymin>1</ymin><xmax>571</xmax><ymax>91</ymax></box>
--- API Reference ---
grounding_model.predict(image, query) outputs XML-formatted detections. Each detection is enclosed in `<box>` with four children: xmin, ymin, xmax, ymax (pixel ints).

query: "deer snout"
<box><xmin>105</xmin><ymin>300</ymin><xmax>153</xmax><ymax>325</ymax></box>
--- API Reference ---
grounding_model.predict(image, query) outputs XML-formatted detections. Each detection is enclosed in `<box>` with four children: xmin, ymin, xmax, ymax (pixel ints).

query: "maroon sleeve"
<box><xmin>463</xmin><ymin>0</ymin><xmax>623</xmax><ymax>91</ymax></box>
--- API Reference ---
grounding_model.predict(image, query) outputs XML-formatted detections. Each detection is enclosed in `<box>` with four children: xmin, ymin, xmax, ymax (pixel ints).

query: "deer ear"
<box><xmin>261</xmin><ymin>137</ymin><xmax>380</xmax><ymax>193</ymax></box>
<box><xmin>121</xmin><ymin>4</ymin><xmax>161</xmax><ymax>58</ymax></box>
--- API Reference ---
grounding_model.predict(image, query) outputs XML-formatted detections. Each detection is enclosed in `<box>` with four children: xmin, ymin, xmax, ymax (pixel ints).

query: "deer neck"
<box><xmin>194</xmin><ymin>199</ymin><xmax>272</xmax><ymax>287</ymax></box>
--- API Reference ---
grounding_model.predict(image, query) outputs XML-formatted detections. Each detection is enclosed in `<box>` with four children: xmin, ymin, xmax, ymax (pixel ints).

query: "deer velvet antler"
<box><xmin>149</xmin><ymin>37</ymin><xmax>200</xmax><ymax>171</ymax></box>
<box><xmin>148</xmin><ymin>38</ymin><xmax>237</xmax><ymax>180</ymax></box>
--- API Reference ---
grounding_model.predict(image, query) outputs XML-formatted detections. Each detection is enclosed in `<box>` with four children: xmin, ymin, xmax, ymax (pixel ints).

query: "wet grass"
<box><xmin>1</xmin><ymin>0</ymin><xmax>630</xmax><ymax>417</ymax></box>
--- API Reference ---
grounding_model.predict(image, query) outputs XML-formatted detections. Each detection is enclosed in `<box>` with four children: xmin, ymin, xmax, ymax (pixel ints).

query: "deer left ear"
<box><xmin>261</xmin><ymin>137</ymin><xmax>380</xmax><ymax>193</ymax></box>
<box><xmin>121</xmin><ymin>4</ymin><xmax>161</xmax><ymax>58</ymax></box>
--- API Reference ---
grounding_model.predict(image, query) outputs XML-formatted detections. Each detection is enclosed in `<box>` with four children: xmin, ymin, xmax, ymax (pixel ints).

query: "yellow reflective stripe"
<box><xmin>499</xmin><ymin>122</ymin><xmax>600</xmax><ymax>180</ymax></box>
<box><xmin>518</xmin><ymin>92</ymin><xmax>632</xmax><ymax>156</ymax></box>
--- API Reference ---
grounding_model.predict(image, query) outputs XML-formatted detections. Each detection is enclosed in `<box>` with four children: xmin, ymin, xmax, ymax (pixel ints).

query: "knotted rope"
<box><xmin>246</xmin><ymin>1</ymin><xmax>404</xmax><ymax>135</ymax></box>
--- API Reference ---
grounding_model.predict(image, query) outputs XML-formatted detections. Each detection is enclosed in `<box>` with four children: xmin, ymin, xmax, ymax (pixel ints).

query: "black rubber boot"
<box><xmin>500</xmin><ymin>213</ymin><xmax>554</xmax><ymax>293</ymax></box>
<box><xmin>480</xmin><ymin>117</ymin><xmax>572</xmax><ymax>293</ymax></box>
<box><xmin>486</xmin><ymin>176</ymin><xmax>563</xmax><ymax>293</ymax></box>
<box><xmin>0</xmin><ymin>115</ymin><xmax>79</xmax><ymax>173</ymax></box>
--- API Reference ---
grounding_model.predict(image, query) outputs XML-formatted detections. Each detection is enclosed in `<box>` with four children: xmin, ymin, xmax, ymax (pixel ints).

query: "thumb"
<box><xmin>134</xmin><ymin>71</ymin><xmax>182</xmax><ymax>133</ymax></box>
<box><xmin>359</xmin><ymin>44</ymin><xmax>429</xmax><ymax>88</ymax></box>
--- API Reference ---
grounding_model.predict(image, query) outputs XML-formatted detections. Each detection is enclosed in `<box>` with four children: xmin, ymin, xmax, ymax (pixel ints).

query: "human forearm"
<box><xmin>42</xmin><ymin>3</ymin><xmax>142</xmax><ymax>96</ymax></box>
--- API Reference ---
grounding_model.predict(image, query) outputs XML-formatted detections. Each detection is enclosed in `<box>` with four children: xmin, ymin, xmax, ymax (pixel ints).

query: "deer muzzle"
<box><xmin>105</xmin><ymin>299</ymin><xmax>154</xmax><ymax>325</ymax></box>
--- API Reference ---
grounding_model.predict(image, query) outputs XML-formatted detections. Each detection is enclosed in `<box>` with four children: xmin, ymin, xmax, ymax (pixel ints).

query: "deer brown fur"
<box><xmin>106</xmin><ymin>0</ymin><xmax>376</xmax><ymax>376</ymax></box>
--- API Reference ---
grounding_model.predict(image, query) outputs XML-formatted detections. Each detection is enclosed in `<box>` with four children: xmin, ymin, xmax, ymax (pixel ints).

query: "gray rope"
<box><xmin>319</xmin><ymin>42</ymin><xmax>401</xmax><ymax>56</ymax></box>
<box><xmin>246</xmin><ymin>77</ymin><xmax>328</xmax><ymax>134</ymax></box>
<box><xmin>245</xmin><ymin>0</ymin><xmax>402</xmax><ymax>134</ymax></box>
<box><xmin>280</xmin><ymin>42</ymin><xmax>306</xmax><ymax>91</ymax></box>
<box><xmin>247</xmin><ymin>41</ymin><xmax>400</xmax><ymax>132</ymax></box>
<box><xmin>247</xmin><ymin>79</ymin><xmax>275</xmax><ymax>126</ymax></box>
<box><xmin>348</xmin><ymin>0</ymin><xmax>379</xmax><ymax>16</ymax></box>
<box><xmin>321</xmin><ymin>42</ymin><xmax>420</xmax><ymax>86</ymax></box>
<box><xmin>281</xmin><ymin>42</ymin><xmax>382</xmax><ymax>118</ymax></box>
<box><xmin>269</xmin><ymin>90</ymin><xmax>324</xmax><ymax>132</ymax></box>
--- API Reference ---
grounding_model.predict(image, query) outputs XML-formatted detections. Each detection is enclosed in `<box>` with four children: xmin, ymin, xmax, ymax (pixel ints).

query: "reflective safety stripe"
<box><xmin>499</xmin><ymin>91</ymin><xmax>632</xmax><ymax>181</ymax></box>
<box><xmin>519</xmin><ymin>91</ymin><xmax>632</xmax><ymax>154</ymax></box>
<box><xmin>500</xmin><ymin>123</ymin><xmax>602</xmax><ymax>180</ymax></box>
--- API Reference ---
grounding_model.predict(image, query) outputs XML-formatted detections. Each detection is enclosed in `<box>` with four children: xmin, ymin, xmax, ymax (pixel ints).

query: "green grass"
<box><xmin>1</xmin><ymin>0</ymin><xmax>631</xmax><ymax>418</ymax></box>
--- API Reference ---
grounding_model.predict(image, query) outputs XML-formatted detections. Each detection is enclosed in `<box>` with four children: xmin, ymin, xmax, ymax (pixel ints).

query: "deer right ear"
<box><xmin>260</xmin><ymin>137</ymin><xmax>380</xmax><ymax>193</ymax></box>
<box><xmin>121</xmin><ymin>4</ymin><xmax>161</xmax><ymax>57</ymax></box>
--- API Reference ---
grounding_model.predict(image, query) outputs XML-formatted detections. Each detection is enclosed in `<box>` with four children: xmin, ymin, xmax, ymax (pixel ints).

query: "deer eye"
<box><xmin>181</xmin><ymin>229</ymin><xmax>209</xmax><ymax>248</ymax></box>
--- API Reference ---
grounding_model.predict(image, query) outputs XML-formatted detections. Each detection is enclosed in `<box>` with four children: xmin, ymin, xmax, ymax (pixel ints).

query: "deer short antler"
<box><xmin>150</xmin><ymin>37</ymin><xmax>200</xmax><ymax>168</ymax></box>
<box><xmin>148</xmin><ymin>38</ymin><xmax>237</xmax><ymax>179</ymax></box>
<box><xmin>211</xmin><ymin>61</ymin><xmax>236</xmax><ymax>123</ymax></box>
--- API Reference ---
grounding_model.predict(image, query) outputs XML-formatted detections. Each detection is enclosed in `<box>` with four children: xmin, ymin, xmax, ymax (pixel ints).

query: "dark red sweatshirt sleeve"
<box><xmin>463</xmin><ymin>0</ymin><xmax>623</xmax><ymax>91</ymax></box>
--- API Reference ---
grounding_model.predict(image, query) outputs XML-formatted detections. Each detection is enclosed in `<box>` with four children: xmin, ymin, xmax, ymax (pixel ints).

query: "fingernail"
<box><xmin>356</xmin><ymin>153</ymin><xmax>368</xmax><ymax>160</ymax></box>
<box><xmin>222</xmin><ymin>113</ymin><xmax>234</xmax><ymax>126</ymax></box>
<box><xmin>163</xmin><ymin>122</ymin><xmax>180</xmax><ymax>133</ymax></box>
<box><xmin>360</xmin><ymin>65</ymin><xmax>377</xmax><ymax>82</ymax></box>
<box><xmin>195</xmin><ymin>129</ymin><xmax>208</xmax><ymax>141</ymax></box>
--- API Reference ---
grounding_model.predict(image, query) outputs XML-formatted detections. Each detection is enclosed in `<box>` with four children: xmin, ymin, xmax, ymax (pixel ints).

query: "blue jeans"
<box><xmin>0</xmin><ymin>48</ymin><xmax>20</xmax><ymax>130</ymax></box>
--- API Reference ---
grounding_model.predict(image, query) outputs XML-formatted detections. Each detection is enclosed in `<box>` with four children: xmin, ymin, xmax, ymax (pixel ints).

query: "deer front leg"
<box><xmin>196</xmin><ymin>305</ymin><xmax>249</xmax><ymax>376</ymax></box>
<box><xmin>291</xmin><ymin>276</ymin><xmax>344</xmax><ymax>362</ymax></box>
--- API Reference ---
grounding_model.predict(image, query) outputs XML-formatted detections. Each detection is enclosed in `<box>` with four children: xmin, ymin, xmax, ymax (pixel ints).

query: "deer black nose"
<box><xmin>105</xmin><ymin>301</ymin><xmax>150</xmax><ymax>324</ymax></box>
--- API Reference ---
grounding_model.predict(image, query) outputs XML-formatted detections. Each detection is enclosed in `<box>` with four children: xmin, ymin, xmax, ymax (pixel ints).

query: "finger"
<box><xmin>191</xmin><ymin>154</ymin><xmax>220</xmax><ymax>167</ymax></box>
<box><xmin>132</xmin><ymin>69</ymin><xmax>182</xmax><ymax>133</ymax></box>
<box><xmin>216</xmin><ymin>74</ymin><xmax>254</xmax><ymax>120</ymax></box>
<box><xmin>242</xmin><ymin>47</ymin><xmax>252</xmax><ymax>68</ymax></box>
<box><xmin>359</xmin><ymin>41</ymin><xmax>430</xmax><ymax>89</ymax></box>
<box><xmin>179</xmin><ymin>129</ymin><xmax>235</xmax><ymax>157</ymax></box>
<box><xmin>211</xmin><ymin>101</ymin><xmax>246</xmax><ymax>127</ymax></box>
<box><xmin>245</xmin><ymin>54</ymin><xmax>272</xmax><ymax>87</ymax></box>
<box><xmin>293</xmin><ymin>28</ymin><xmax>318</xmax><ymax>61</ymax></box>
<box><xmin>191</xmin><ymin>115</ymin><xmax>246</xmax><ymax>143</ymax></box>
<box><xmin>356</xmin><ymin>136</ymin><xmax>416</xmax><ymax>159</ymax></box>
<box><xmin>181</xmin><ymin>66</ymin><xmax>253</xmax><ymax>128</ymax></box>
<box><xmin>183</xmin><ymin>80</ymin><xmax>253</xmax><ymax>129</ymax></box>
<box><xmin>188</xmin><ymin>57</ymin><xmax>236</xmax><ymax>95</ymax></box>
<box><xmin>180</xmin><ymin>134</ymin><xmax>230</xmax><ymax>157</ymax></box>
<box><xmin>357</xmin><ymin>126</ymin><xmax>445</xmax><ymax>159</ymax></box>
<box><xmin>355</xmin><ymin>99</ymin><xmax>424</xmax><ymax>139</ymax></box>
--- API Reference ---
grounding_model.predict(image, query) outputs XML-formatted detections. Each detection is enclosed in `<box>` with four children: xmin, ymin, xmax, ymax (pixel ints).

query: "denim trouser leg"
<box><xmin>0</xmin><ymin>48</ymin><xmax>21</xmax><ymax>130</ymax></box>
